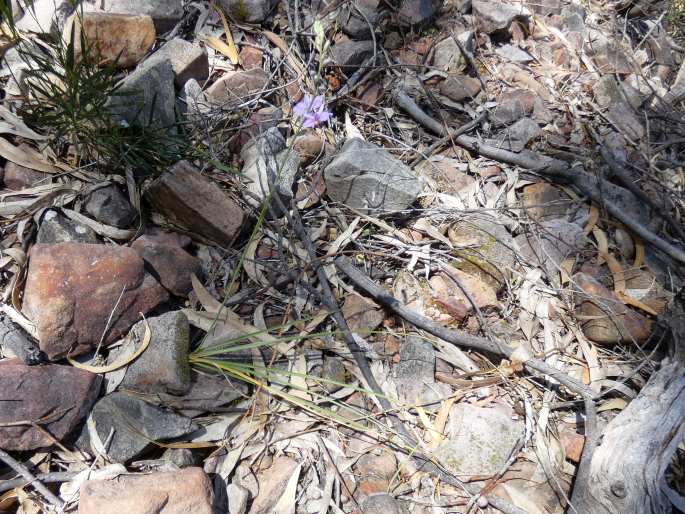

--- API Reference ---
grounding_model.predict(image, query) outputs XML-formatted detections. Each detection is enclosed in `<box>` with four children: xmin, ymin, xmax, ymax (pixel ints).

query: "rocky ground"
<box><xmin>0</xmin><ymin>0</ymin><xmax>684</xmax><ymax>513</ymax></box>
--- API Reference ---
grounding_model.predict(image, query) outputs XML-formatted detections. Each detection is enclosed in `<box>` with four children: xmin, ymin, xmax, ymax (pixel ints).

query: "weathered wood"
<box><xmin>571</xmin><ymin>292</ymin><xmax>685</xmax><ymax>513</ymax></box>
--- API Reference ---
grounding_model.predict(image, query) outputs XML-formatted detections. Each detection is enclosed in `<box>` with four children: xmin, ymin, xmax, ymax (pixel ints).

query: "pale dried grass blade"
<box><xmin>209</xmin><ymin>1</ymin><xmax>240</xmax><ymax>64</ymax></box>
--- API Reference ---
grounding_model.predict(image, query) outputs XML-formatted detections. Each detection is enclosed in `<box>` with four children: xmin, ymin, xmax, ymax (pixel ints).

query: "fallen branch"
<box><xmin>393</xmin><ymin>89</ymin><xmax>685</xmax><ymax>265</ymax></box>
<box><xmin>570</xmin><ymin>292</ymin><xmax>685</xmax><ymax>513</ymax></box>
<box><xmin>274</xmin><ymin>197</ymin><xmax>526</xmax><ymax>514</ymax></box>
<box><xmin>0</xmin><ymin>471</ymin><xmax>77</xmax><ymax>495</ymax></box>
<box><xmin>0</xmin><ymin>448</ymin><xmax>64</xmax><ymax>508</ymax></box>
<box><xmin>335</xmin><ymin>256</ymin><xmax>596</xmax><ymax>399</ymax></box>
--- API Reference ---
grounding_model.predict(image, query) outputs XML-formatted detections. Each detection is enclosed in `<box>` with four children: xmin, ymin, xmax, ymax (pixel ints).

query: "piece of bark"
<box><xmin>571</xmin><ymin>291</ymin><xmax>685</xmax><ymax>513</ymax></box>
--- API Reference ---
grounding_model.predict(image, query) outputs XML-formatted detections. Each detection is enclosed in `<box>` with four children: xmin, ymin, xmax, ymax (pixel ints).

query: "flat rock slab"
<box><xmin>78</xmin><ymin>392</ymin><xmax>195</xmax><ymax>463</ymax></box>
<box><xmin>0</xmin><ymin>360</ymin><xmax>101</xmax><ymax>450</ymax></box>
<box><xmin>436</xmin><ymin>402</ymin><xmax>523</xmax><ymax>476</ymax></box>
<box><xmin>22</xmin><ymin>243</ymin><xmax>168</xmax><ymax>360</ymax></box>
<box><xmin>146</xmin><ymin>160</ymin><xmax>245</xmax><ymax>247</ymax></box>
<box><xmin>324</xmin><ymin>138</ymin><xmax>422</xmax><ymax>213</ymax></box>
<box><xmin>78</xmin><ymin>467</ymin><xmax>213</xmax><ymax>514</ymax></box>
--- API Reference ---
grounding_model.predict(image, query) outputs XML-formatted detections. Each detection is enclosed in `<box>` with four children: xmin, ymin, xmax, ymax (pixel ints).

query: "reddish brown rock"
<box><xmin>78</xmin><ymin>467</ymin><xmax>213</xmax><ymax>514</ymax></box>
<box><xmin>71</xmin><ymin>12</ymin><xmax>156</xmax><ymax>69</ymax></box>
<box><xmin>22</xmin><ymin>243</ymin><xmax>168</xmax><ymax>360</ymax></box>
<box><xmin>0</xmin><ymin>360</ymin><xmax>101</xmax><ymax>450</ymax></box>
<box><xmin>3</xmin><ymin>160</ymin><xmax>51</xmax><ymax>190</ymax></box>
<box><xmin>559</xmin><ymin>427</ymin><xmax>585</xmax><ymax>463</ymax></box>
<box><xmin>131</xmin><ymin>230</ymin><xmax>201</xmax><ymax>297</ymax></box>
<box><xmin>146</xmin><ymin>161</ymin><xmax>245</xmax><ymax>248</ymax></box>
<box><xmin>239</xmin><ymin>46</ymin><xmax>263</xmax><ymax>70</ymax></box>
<box><xmin>573</xmin><ymin>272</ymin><xmax>653</xmax><ymax>344</ymax></box>
<box><xmin>205</xmin><ymin>68</ymin><xmax>269</xmax><ymax>105</ymax></box>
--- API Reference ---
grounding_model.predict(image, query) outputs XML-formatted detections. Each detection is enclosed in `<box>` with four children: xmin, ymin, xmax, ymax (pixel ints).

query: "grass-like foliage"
<box><xmin>11</xmin><ymin>11</ymin><xmax>188</xmax><ymax>175</ymax></box>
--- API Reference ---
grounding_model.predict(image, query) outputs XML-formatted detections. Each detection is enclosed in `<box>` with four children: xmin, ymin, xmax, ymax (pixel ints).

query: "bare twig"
<box><xmin>0</xmin><ymin>448</ymin><xmax>64</xmax><ymax>508</ymax></box>
<box><xmin>393</xmin><ymin>88</ymin><xmax>685</xmax><ymax>265</ymax></box>
<box><xmin>335</xmin><ymin>256</ymin><xmax>596</xmax><ymax>399</ymax></box>
<box><xmin>0</xmin><ymin>471</ymin><xmax>77</xmax><ymax>494</ymax></box>
<box><xmin>271</xmin><ymin>196</ymin><xmax>526</xmax><ymax>514</ymax></box>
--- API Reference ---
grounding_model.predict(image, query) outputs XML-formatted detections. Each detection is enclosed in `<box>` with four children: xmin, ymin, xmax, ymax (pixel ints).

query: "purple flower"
<box><xmin>293</xmin><ymin>94</ymin><xmax>332</xmax><ymax>128</ymax></box>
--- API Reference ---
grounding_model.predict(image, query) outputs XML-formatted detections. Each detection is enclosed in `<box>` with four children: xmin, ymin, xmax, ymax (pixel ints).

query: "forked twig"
<box><xmin>335</xmin><ymin>256</ymin><xmax>596</xmax><ymax>399</ymax></box>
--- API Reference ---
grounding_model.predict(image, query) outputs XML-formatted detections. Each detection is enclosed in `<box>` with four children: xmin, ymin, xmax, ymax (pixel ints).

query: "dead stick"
<box><xmin>0</xmin><ymin>448</ymin><xmax>64</xmax><ymax>507</ymax></box>
<box><xmin>276</xmin><ymin>199</ymin><xmax>525</xmax><ymax>513</ymax></box>
<box><xmin>0</xmin><ymin>471</ymin><xmax>77</xmax><ymax>494</ymax></box>
<box><xmin>393</xmin><ymin>89</ymin><xmax>685</xmax><ymax>265</ymax></box>
<box><xmin>335</xmin><ymin>256</ymin><xmax>596</xmax><ymax>399</ymax></box>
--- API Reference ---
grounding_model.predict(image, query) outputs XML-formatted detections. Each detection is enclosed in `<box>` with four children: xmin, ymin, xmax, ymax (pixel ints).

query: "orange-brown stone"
<box><xmin>22</xmin><ymin>243</ymin><xmax>168</xmax><ymax>360</ymax></box>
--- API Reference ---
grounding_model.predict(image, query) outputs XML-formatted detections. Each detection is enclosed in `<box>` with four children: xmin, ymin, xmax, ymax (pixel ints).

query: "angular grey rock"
<box><xmin>99</xmin><ymin>0</ymin><xmax>184</xmax><ymax>32</ymax></box>
<box><xmin>240</xmin><ymin>128</ymin><xmax>300</xmax><ymax>211</ymax></box>
<box><xmin>217</xmin><ymin>0</ymin><xmax>278</xmax><ymax>22</ymax></box>
<box><xmin>436</xmin><ymin>403</ymin><xmax>523</xmax><ymax>476</ymax></box>
<box><xmin>181</xmin><ymin>78</ymin><xmax>210</xmax><ymax>117</ymax></box>
<box><xmin>433</xmin><ymin>32</ymin><xmax>474</xmax><ymax>72</ymax></box>
<box><xmin>472</xmin><ymin>0</ymin><xmax>530</xmax><ymax>34</ymax></box>
<box><xmin>115</xmin><ymin>311</ymin><xmax>191</xmax><ymax>394</ymax></box>
<box><xmin>37</xmin><ymin>209</ymin><xmax>99</xmax><ymax>244</ymax></box>
<box><xmin>78</xmin><ymin>392</ymin><xmax>195</xmax><ymax>463</ymax></box>
<box><xmin>0</xmin><ymin>315</ymin><xmax>42</xmax><ymax>364</ymax></box>
<box><xmin>324</xmin><ymin>138</ymin><xmax>422</xmax><ymax>213</ymax></box>
<box><xmin>144</xmin><ymin>371</ymin><xmax>249</xmax><ymax>418</ymax></box>
<box><xmin>146</xmin><ymin>160</ymin><xmax>245</xmax><ymax>247</ymax></box>
<box><xmin>338</xmin><ymin>0</ymin><xmax>380</xmax><ymax>39</ymax></box>
<box><xmin>330</xmin><ymin>40</ymin><xmax>375</xmax><ymax>69</ymax></box>
<box><xmin>142</xmin><ymin>37</ymin><xmax>209</xmax><ymax>88</ymax></box>
<box><xmin>496</xmin><ymin>44</ymin><xmax>534</xmax><ymax>64</ymax></box>
<box><xmin>108</xmin><ymin>59</ymin><xmax>176</xmax><ymax>129</ymax></box>
<box><xmin>396</xmin><ymin>0</ymin><xmax>442</xmax><ymax>27</ymax></box>
<box><xmin>493</xmin><ymin>117</ymin><xmax>541</xmax><ymax>152</ymax></box>
<box><xmin>83</xmin><ymin>183</ymin><xmax>137</xmax><ymax>228</ymax></box>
